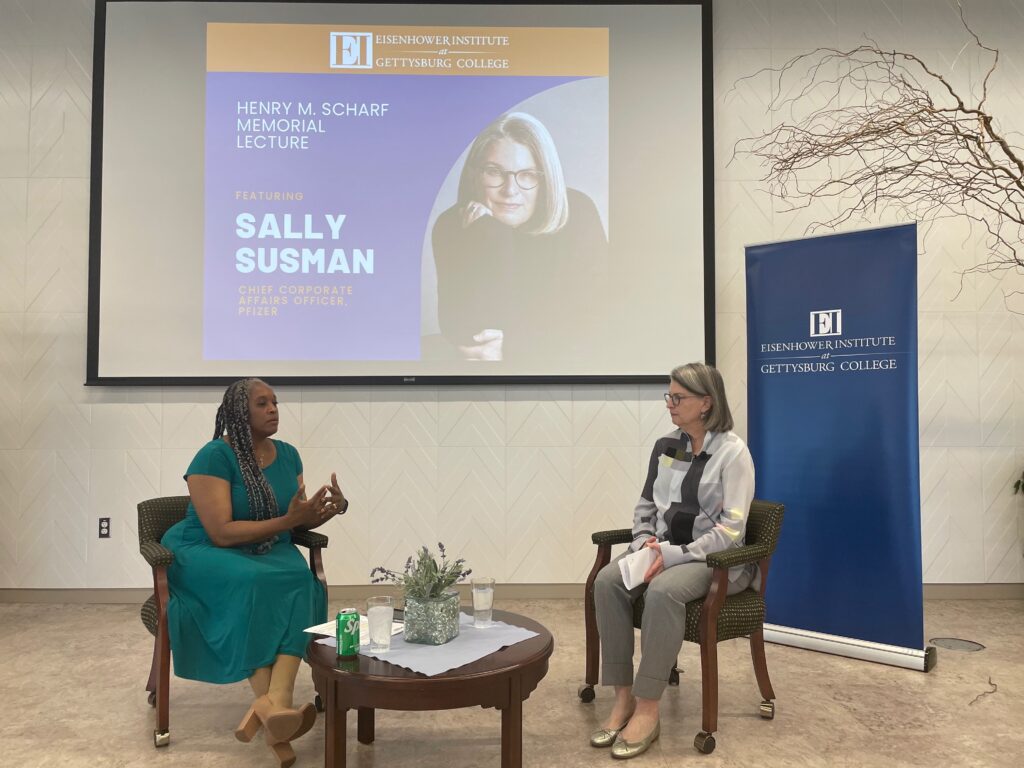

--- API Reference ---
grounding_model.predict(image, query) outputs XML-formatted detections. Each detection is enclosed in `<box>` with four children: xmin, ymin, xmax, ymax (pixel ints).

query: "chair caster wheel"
<box><xmin>315</xmin><ymin>694</ymin><xmax>325</xmax><ymax>712</ymax></box>
<box><xmin>154</xmin><ymin>730</ymin><xmax>170</xmax><ymax>748</ymax></box>
<box><xmin>668</xmin><ymin>668</ymin><xmax>680</xmax><ymax>686</ymax></box>
<box><xmin>577</xmin><ymin>685</ymin><xmax>596</xmax><ymax>703</ymax></box>
<box><xmin>693</xmin><ymin>731</ymin><xmax>716</xmax><ymax>754</ymax></box>
<box><xmin>759</xmin><ymin>699</ymin><xmax>775</xmax><ymax>719</ymax></box>
<box><xmin>147</xmin><ymin>691</ymin><xmax>156</xmax><ymax>707</ymax></box>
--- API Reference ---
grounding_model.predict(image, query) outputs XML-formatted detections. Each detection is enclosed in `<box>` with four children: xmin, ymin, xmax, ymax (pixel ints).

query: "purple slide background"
<box><xmin>204</xmin><ymin>73</ymin><xmax>578</xmax><ymax>361</ymax></box>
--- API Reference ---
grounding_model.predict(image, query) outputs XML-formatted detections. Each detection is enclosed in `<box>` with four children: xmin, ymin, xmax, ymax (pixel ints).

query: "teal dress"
<box><xmin>161</xmin><ymin>438</ymin><xmax>327</xmax><ymax>684</ymax></box>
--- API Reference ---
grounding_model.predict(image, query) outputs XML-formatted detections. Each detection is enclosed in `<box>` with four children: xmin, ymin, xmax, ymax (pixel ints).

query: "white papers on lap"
<box><xmin>619</xmin><ymin>547</ymin><xmax>656</xmax><ymax>590</ymax></box>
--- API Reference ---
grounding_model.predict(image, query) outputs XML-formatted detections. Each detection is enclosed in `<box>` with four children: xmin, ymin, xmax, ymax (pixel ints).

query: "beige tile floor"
<box><xmin>1</xmin><ymin>598</ymin><xmax>1021</xmax><ymax>767</ymax></box>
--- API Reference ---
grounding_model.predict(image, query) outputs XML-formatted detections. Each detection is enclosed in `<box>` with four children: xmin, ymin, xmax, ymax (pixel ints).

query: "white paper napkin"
<box><xmin>304</xmin><ymin>616</ymin><xmax>404</xmax><ymax>638</ymax></box>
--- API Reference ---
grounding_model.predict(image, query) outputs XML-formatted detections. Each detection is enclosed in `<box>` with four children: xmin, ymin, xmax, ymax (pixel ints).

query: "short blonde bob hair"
<box><xmin>670</xmin><ymin>362</ymin><xmax>734</xmax><ymax>433</ymax></box>
<box><xmin>457</xmin><ymin>112</ymin><xmax>569</xmax><ymax>235</ymax></box>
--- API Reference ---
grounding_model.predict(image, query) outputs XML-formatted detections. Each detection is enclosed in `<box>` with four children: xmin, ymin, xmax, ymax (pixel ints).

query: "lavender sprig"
<box><xmin>370</xmin><ymin>542</ymin><xmax>472</xmax><ymax>599</ymax></box>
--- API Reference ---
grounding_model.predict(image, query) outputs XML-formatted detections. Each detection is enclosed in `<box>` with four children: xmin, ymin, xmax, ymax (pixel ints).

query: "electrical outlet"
<box><xmin>98</xmin><ymin>517</ymin><xmax>111</xmax><ymax>538</ymax></box>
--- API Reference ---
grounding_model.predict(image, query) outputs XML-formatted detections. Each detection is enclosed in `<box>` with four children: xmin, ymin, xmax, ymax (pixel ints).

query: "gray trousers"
<box><xmin>594</xmin><ymin>554</ymin><xmax>751</xmax><ymax>700</ymax></box>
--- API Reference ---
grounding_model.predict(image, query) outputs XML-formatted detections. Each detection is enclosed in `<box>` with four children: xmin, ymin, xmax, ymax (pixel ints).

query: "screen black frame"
<box><xmin>86</xmin><ymin>0</ymin><xmax>715</xmax><ymax>386</ymax></box>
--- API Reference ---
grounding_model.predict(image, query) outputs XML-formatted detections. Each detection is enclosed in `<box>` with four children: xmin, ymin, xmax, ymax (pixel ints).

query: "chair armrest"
<box><xmin>292</xmin><ymin>530</ymin><xmax>329</xmax><ymax>549</ymax></box>
<box><xmin>705</xmin><ymin>541</ymin><xmax>772</xmax><ymax>570</ymax></box>
<box><xmin>140</xmin><ymin>541</ymin><xmax>174</xmax><ymax>569</ymax></box>
<box><xmin>591</xmin><ymin>528</ymin><xmax>634</xmax><ymax>546</ymax></box>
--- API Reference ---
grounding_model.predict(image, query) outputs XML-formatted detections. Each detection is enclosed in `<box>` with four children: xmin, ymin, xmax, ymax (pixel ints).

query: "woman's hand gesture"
<box><xmin>286</xmin><ymin>484</ymin><xmax>329</xmax><ymax>529</ymax></box>
<box><xmin>322</xmin><ymin>472</ymin><xmax>348</xmax><ymax>520</ymax></box>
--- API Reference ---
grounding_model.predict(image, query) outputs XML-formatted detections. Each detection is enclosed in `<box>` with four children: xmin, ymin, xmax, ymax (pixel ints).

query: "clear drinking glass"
<box><xmin>472</xmin><ymin>577</ymin><xmax>495</xmax><ymax>628</ymax></box>
<box><xmin>366</xmin><ymin>596</ymin><xmax>395</xmax><ymax>653</ymax></box>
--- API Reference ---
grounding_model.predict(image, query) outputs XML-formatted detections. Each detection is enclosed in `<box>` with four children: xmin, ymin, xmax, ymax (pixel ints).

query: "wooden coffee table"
<box><xmin>305</xmin><ymin>609</ymin><xmax>554</xmax><ymax>768</ymax></box>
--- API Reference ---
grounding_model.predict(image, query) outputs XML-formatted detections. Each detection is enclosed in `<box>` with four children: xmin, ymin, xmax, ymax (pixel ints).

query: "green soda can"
<box><xmin>336</xmin><ymin>608</ymin><xmax>360</xmax><ymax>658</ymax></box>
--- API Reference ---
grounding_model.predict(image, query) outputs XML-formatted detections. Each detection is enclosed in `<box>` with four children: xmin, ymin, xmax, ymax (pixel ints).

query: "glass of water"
<box><xmin>472</xmin><ymin>577</ymin><xmax>495</xmax><ymax>628</ymax></box>
<box><xmin>366</xmin><ymin>596</ymin><xmax>394</xmax><ymax>653</ymax></box>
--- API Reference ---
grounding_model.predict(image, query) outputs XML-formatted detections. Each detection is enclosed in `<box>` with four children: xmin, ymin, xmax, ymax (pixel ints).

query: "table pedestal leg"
<box><xmin>324</xmin><ymin>682</ymin><xmax>346</xmax><ymax>768</ymax></box>
<box><xmin>500</xmin><ymin>675</ymin><xmax>523</xmax><ymax>768</ymax></box>
<box><xmin>357</xmin><ymin>707</ymin><xmax>375</xmax><ymax>744</ymax></box>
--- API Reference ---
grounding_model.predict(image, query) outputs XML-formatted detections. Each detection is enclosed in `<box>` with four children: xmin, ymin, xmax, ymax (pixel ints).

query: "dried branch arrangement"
<box><xmin>734</xmin><ymin>5</ymin><xmax>1024</xmax><ymax>287</ymax></box>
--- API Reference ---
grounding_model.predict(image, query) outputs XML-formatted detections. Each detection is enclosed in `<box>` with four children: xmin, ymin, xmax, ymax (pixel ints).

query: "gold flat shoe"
<box><xmin>611</xmin><ymin>721</ymin><xmax>660</xmax><ymax>760</ymax></box>
<box><xmin>591</xmin><ymin>700</ymin><xmax>637</xmax><ymax>747</ymax></box>
<box><xmin>590</xmin><ymin>725</ymin><xmax>626</xmax><ymax>748</ymax></box>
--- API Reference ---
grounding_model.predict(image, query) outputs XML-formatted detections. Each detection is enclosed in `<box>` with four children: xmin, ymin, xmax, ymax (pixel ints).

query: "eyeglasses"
<box><xmin>480</xmin><ymin>164</ymin><xmax>543</xmax><ymax>190</ymax></box>
<box><xmin>663</xmin><ymin>392</ymin><xmax>705</xmax><ymax>406</ymax></box>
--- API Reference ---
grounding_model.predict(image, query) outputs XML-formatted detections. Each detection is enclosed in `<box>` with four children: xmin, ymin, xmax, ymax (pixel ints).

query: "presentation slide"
<box><xmin>90</xmin><ymin>2</ymin><xmax>709</xmax><ymax>382</ymax></box>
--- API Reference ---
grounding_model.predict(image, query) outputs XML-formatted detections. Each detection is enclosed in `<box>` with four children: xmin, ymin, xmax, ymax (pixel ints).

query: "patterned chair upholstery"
<box><xmin>138</xmin><ymin>495</ymin><xmax>329</xmax><ymax>748</ymax></box>
<box><xmin>580</xmin><ymin>499</ymin><xmax>785</xmax><ymax>754</ymax></box>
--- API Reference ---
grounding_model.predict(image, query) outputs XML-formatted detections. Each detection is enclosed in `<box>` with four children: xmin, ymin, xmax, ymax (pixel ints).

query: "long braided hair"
<box><xmin>214</xmin><ymin>378</ymin><xmax>279</xmax><ymax>554</ymax></box>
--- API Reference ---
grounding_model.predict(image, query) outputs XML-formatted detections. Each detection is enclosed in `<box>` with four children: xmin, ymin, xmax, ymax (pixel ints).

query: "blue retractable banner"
<box><xmin>746</xmin><ymin>224</ymin><xmax>923</xmax><ymax>652</ymax></box>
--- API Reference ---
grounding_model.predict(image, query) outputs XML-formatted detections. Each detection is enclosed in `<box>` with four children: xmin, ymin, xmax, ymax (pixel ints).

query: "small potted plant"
<box><xmin>370</xmin><ymin>543</ymin><xmax>471</xmax><ymax>645</ymax></box>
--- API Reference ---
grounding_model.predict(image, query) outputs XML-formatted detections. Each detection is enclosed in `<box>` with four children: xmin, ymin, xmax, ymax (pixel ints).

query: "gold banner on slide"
<box><xmin>207</xmin><ymin>23</ymin><xmax>608</xmax><ymax>77</ymax></box>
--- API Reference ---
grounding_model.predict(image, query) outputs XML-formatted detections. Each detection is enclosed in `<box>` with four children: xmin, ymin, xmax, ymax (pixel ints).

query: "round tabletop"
<box><xmin>306</xmin><ymin>609</ymin><xmax>553</xmax><ymax>689</ymax></box>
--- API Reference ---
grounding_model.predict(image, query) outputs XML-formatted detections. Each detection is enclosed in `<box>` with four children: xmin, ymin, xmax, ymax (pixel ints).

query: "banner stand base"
<box><xmin>764</xmin><ymin>624</ymin><xmax>937</xmax><ymax>673</ymax></box>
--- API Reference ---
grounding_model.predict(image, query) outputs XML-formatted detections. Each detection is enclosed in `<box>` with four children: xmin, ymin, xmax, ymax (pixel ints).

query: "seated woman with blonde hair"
<box><xmin>591</xmin><ymin>362</ymin><xmax>756</xmax><ymax>759</ymax></box>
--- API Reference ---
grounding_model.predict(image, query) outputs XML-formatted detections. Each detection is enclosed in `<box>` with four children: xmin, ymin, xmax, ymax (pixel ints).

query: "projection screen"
<box><xmin>87</xmin><ymin>0</ymin><xmax>713</xmax><ymax>384</ymax></box>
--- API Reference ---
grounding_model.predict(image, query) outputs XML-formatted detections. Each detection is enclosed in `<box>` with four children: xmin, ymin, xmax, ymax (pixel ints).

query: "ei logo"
<box><xmin>809</xmin><ymin>309</ymin><xmax>842</xmax><ymax>337</ymax></box>
<box><xmin>330</xmin><ymin>32</ymin><xmax>373</xmax><ymax>69</ymax></box>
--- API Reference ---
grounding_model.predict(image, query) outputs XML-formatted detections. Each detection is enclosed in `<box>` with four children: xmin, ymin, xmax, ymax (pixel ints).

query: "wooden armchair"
<box><xmin>580</xmin><ymin>499</ymin><xmax>784</xmax><ymax>754</ymax></box>
<box><xmin>137</xmin><ymin>495</ymin><xmax>328</xmax><ymax>747</ymax></box>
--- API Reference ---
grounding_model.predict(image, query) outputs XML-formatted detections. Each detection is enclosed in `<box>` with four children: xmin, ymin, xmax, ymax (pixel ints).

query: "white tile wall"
<box><xmin>506</xmin><ymin>446</ymin><xmax>573</xmax><ymax>582</ymax></box>
<box><xmin>437</xmin><ymin>446</ymin><xmax>506</xmax><ymax>562</ymax></box>
<box><xmin>0</xmin><ymin>450</ymin><xmax>20</xmax><ymax>585</ymax></box>
<box><xmin>0</xmin><ymin>46</ymin><xmax>30</xmax><ymax>177</ymax></box>
<box><xmin>0</xmin><ymin>0</ymin><xmax>1019</xmax><ymax>589</ymax></box>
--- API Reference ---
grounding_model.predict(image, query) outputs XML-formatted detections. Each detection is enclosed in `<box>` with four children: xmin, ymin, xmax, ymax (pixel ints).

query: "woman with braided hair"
<box><xmin>161</xmin><ymin>378</ymin><xmax>346</xmax><ymax>767</ymax></box>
